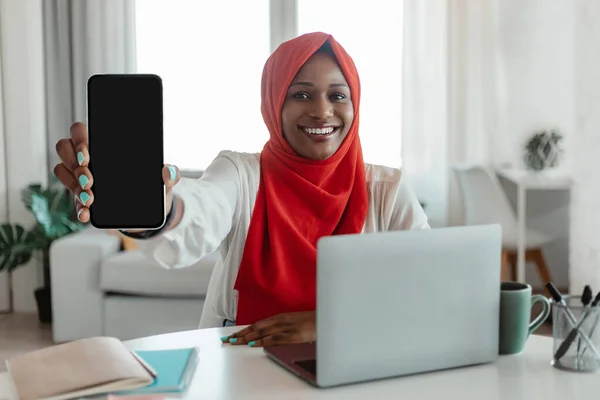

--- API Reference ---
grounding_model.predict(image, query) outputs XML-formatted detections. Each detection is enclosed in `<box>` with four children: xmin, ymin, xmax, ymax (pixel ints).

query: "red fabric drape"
<box><xmin>234</xmin><ymin>32</ymin><xmax>367</xmax><ymax>325</ymax></box>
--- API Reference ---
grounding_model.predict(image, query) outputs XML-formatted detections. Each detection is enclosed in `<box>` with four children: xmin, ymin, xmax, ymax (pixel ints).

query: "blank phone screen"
<box><xmin>87</xmin><ymin>74</ymin><xmax>165</xmax><ymax>229</ymax></box>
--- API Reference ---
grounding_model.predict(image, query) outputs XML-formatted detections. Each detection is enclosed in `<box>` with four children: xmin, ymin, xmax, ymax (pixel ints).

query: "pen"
<box><xmin>580</xmin><ymin>290</ymin><xmax>600</xmax><ymax>358</ymax></box>
<box><xmin>576</xmin><ymin>286</ymin><xmax>593</xmax><ymax>362</ymax></box>
<box><xmin>545</xmin><ymin>283</ymin><xmax>600</xmax><ymax>360</ymax></box>
<box><xmin>554</xmin><ymin>290</ymin><xmax>600</xmax><ymax>361</ymax></box>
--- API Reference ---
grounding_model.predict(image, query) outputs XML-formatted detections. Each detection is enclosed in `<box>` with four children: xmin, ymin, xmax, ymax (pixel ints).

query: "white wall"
<box><xmin>496</xmin><ymin>0</ymin><xmax>575</xmax><ymax>169</ymax></box>
<box><xmin>0</xmin><ymin>0</ymin><xmax>48</xmax><ymax>312</ymax></box>
<box><xmin>494</xmin><ymin>0</ymin><xmax>574</xmax><ymax>289</ymax></box>
<box><xmin>570</xmin><ymin>0</ymin><xmax>600</xmax><ymax>294</ymax></box>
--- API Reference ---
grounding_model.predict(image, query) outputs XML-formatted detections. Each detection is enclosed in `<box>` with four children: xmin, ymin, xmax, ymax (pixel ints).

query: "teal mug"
<box><xmin>499</xmin><ymin>281</ymin><xmax>551</xmax><ymax>355</ymax></box>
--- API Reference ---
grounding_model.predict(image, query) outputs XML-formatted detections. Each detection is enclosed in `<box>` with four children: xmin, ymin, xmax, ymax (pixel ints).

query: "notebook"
<box><xmin>114</xmin><ymin>348</ymin><xmax>199</xmax><ymax>396</ymax></box>
<box><xmin>5</xmin><ymin>337</ymin><xmax>156</xmax><ymax>400</ymax></box>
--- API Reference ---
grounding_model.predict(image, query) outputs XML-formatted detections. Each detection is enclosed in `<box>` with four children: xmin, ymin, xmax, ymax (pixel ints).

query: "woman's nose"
<box><xmin>308</xmin><ymin>97</ymin><xmax>333</xmax><ymax>120</ymax></box>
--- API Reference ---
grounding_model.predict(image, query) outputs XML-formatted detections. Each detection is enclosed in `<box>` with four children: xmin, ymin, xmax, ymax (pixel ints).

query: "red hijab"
<box><xmin>233</xmin><ymin>32</ymin><xmax>368</xmax><ymax>325</ymax></box>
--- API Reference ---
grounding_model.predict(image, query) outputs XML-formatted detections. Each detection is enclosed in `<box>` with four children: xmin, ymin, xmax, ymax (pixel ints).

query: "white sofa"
<box><xmin>49</xmin><ymin>228</ymin><xmax>218</xmax><ymax>343</ymax></box>
<box><xmin>49</xmin><ymin>170</ymin><xmax>219</xmax><ymax>343</ymax></box>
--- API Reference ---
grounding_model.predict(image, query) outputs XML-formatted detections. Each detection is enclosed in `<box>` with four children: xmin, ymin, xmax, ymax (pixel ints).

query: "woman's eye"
<box><xmin>293</xmin><ymin>92</ymin><xmax>310</xmax><ymax>99</ymax></box>
<box><xmin>291</xmin><ymin>92</ymin><xmax>346</xmax><ymax>101</ymax></box>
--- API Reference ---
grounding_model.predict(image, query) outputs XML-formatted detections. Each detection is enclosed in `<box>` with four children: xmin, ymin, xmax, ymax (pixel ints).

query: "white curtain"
<box><xmin>0</xmin><ymin>0</ymin><xmax>48</xmax><ymax>313</ymax></box>
<box><xmin>570</xmin><ymin>0</ymin><xmax>600</xmax><ymax>294</ymax></box>
<box><xmin>0</xmin><ymin>18</ymin><xmax>7</xmax><ymax>311</ymax></box>
<box><xmin>43</xmin><ymin>0</ymin><xmax>136</xmax><ymax>172</ymax></box>
<box><xmin>402</xmin><ymin>0</ymin><xmax>508</xmax><ymax>227</ymax></box>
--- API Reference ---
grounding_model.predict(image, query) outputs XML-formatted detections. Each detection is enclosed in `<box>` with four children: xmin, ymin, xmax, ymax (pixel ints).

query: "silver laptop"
<box><xmin>264</xmin><ymin>224</ymin><xmax>502</xmax><ymax>388</ymax></box>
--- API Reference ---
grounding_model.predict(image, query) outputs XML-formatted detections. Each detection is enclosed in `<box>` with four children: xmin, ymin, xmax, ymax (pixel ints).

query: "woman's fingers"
<box><xmin>54</xmin><ymin>163</ymin><xmax>93</xmax><ymax>222</ymax></box>
<box><xmin>75</xmin><ymin>203</ymin><xmax>90</xmax><ymax>222</ymax></box>
<box><xmin>222</xmin><ymin>314</ymin><xmax>290</xmax><ymax>345</ymax></box>
<box><xmin>55</xmin><ymin>163</ymin><xmax>94</xmax><ymax>208</ymax></box>
<box><xmin>224</xmin><ymin>314</ymin><xmax>281</xmax><ymax>341</ymax></box>
<box><xmin>53</xmin><ymin>122</ymin><xmax>95</xmax><ymax>222</ymax></box>
<box><xmin>162</xmin><ymin>164</ymin><xmax>180</xmax><ymax>188</ymax></box>
<box><xmin>53</xmin><ymin>152</ymin><xmax>94</xmax><ymax>194</ymax></box>
<box><xmin>70</xmin><ymin>122</ymin><xmax>89</xmax><ymax>166</ymax></box>
<box><xmin>56</xmin><ymin>123</ymin><xmax>93</xmax><ymax>191</ymax></box>
<box><xmin>76</xmin><ymin>166</ymin><xmax>93</xmax><ymax>191</ymax></box>
<box><xmin>245</xmin><ymin>332</ymin><xmax>297</xmax><ymax>348</ymax></box>
<box><xmin>73</xmin><ymin>193</ymin><xmax>90</xmax><ymax>222</ymax></box>
<box><xmin>162</xmin><ymin>164</ymin><xmax>180</xmax><ymax>215</ymax></box>
<box><xmin>229</xmin><ymin>324</ymin><xmax>288</xmax><ymax>346</ymax></box>
<box><xmin>76</xmin><ymin>187</ymin><xmax>94</xmax><ymax>208</ymax></box>
<box><xmin>56</xmin><ymin>123</ymin><xmax>89</xmax><ymax>170</ymax></box>
<box><xmin>54</xmin><ymin>163</ymin><xmax>80</xmax><ymax>193</ymax></box>
<box><xmin>55</xmin><ymin>138</ymin><xmax>79</xmax><ymax>171</ymax></box>
<box><xmin>223</xmin><ymin>325</ymin><xmax>257</xmax><ymax>344</ymax></box>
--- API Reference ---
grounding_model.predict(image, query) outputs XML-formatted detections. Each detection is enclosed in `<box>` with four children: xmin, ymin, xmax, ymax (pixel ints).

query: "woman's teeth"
<box><xmin>303</xmin><ymin>127</ymin><xmax>335</xmax><ymax>135</ymax></box>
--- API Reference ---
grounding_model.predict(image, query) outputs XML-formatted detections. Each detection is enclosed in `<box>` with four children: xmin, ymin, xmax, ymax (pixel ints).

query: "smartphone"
<box><xmin>87</xmin><ymin>74</ymin><xmax>165</xmax><ymax>230</ymax></box>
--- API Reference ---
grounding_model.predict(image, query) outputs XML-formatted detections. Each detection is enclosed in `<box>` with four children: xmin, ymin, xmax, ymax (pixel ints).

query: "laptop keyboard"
<box><xmin>295</xmin><ymin>359</ymin><xmax>317</xmax><ymax>375</ymax></box>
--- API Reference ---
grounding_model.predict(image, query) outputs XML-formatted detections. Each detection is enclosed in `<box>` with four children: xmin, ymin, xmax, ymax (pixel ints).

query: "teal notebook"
<box><xmin>114</xmin><ymin>347</ymin><xmax>199</xmax><ymax>395</ymax></box>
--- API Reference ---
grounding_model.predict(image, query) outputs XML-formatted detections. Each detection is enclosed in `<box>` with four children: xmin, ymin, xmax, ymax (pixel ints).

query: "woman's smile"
<box><xmin>299</xmin><ymin>124</ymin><xmax>341</xmax><ymax>142</ymax></box>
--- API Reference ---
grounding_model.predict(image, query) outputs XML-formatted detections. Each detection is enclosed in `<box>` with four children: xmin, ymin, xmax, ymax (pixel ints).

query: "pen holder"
<box><xmin>551</xmin><ymin>295</ymin><xmax>600</xmax><ymax>372</ymax></box>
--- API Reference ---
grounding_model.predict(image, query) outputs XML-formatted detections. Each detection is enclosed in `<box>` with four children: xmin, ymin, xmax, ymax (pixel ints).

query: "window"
<box><xmin>297</xmin><ymin>0</ymin><xmax>404</xmax><ymax>167</ymax></box>
<box><xmin>135</xmin><ymin>0</ymin><xmax>270</xmax><ymax>170</ymax></box>
<box><xmin>135</xmin><ymin>1</ymin><xmax>403</xmax><ymax>170</ymax></box>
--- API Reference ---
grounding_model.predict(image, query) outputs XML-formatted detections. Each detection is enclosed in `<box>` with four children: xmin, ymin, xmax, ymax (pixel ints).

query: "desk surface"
<box><xmin>1</xmin><ymin>327</ymin><xmax>599</xmax><ymax>400</ymax></box>
<box><xmin>496</xmin><ymin>168</ymin><xmax>573</xmax><ymax>189</ymax></box>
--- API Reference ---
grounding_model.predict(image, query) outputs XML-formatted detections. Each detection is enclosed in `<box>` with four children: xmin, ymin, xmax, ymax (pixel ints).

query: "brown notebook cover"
<box><xmin>6</xmin><ymin>336</ymin><xmax>155</xmax><ymax>400</ymax></box>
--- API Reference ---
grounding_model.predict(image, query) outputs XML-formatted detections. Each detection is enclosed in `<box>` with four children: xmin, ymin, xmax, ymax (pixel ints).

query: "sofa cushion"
<box><xmin>99</xmin><ymin>250</ymin><xmax>217</xmax><ymax>297</ymax></box>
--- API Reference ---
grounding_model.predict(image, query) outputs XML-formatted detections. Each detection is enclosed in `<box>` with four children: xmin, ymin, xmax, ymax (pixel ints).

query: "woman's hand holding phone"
<box><xmin>53</xmin><ymin>122</ymin><xmax>180</xmax><ymax>230</ymax></box>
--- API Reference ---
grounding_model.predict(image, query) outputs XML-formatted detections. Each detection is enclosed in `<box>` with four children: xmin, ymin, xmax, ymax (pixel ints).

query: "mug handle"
<box><xmin>528</xmin><ymin>294</ymin><xmax>551</xmax><ymax>336</ymax></box>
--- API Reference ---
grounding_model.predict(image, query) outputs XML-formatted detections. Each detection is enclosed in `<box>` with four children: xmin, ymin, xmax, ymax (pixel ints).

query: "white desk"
<box><xmin>496</xmin><ymin>169</ymin><xmax>572</xmax><ymax>283</ymax></box>
<box><xmin>2</xmin><ymin>327</ymin><xmax>598</xmax><ymax>400</ymax></box>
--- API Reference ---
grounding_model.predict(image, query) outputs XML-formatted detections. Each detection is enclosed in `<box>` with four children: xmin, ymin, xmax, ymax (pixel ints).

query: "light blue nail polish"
<box><xmin>167</xmin><ymin>165</ymin><xmax>176</xmax><ymax>181</ymax></box>
<box><xmin>77</xmin><ymin>151</ymin><xmax>85</xmax><ymax>166</ymax></box>
<box><xmin>80</xmin><ymin>192</ymin><xmax>90</xmax><ymax>205</ymax></box>
<box><xmin>220</xmin><ymin>336</ymin><xmax>228</xmax><ymax>342</ymax></box>
<box><xmin>229</xmin><ymin>338</ymin><xmax>237</xmax><ymax>343</ymax></box>
<box><xmin>248</xmin><ymin>341</ymin><xmax>256</xmax><ymax>347</ymax></box>
<box><xmin>78</xmin><ymin>175</ymin><xmax>89</xmax><ymax>189</ymax></box>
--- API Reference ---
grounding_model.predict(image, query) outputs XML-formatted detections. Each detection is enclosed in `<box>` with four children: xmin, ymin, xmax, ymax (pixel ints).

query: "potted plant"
<box><xmin>0</xmin><ymin>177</ymin><xmax>84</xmax><ymax>323</ymax></box>
<box><xmin>523</xmin><ymin>129</ymin><xmax>564</xmax><ymax>171</ymax></box>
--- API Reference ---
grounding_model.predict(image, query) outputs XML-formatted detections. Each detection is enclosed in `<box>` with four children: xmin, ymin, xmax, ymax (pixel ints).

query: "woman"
<box><xmin>53</xmin><ymin>32</ymin><xmax>429</xmax><ymax>347</ymax></box>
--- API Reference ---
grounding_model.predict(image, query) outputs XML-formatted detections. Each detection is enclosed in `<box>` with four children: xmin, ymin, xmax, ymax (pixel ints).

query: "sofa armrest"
<box><xmin>50</xmin><ymin>227</ymin><xmax>121</xmax><ymax>342</ymax></box>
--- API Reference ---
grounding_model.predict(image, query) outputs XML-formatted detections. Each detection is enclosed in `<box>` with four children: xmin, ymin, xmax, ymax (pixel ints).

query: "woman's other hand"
<box><xmin>54</xmin><ymin>122</ymin><xmax>181</xmax><ymax>224</ymax></box>
<box><xmin>222</xmin><ymin>311</ymin><xmax>316</xmax><ymax>347</ymax></box>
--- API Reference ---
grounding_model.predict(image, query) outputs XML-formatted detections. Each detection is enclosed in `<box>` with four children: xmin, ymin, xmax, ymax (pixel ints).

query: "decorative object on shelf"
<box><xmin>523</xmin><ymin>129</ymin><xmax>564</xmax><ymax>171</ymax></box>
<box><xmin>0</xmin><ymin>176</ymin><xmax>84</xmax><ymax>322</ymax></box>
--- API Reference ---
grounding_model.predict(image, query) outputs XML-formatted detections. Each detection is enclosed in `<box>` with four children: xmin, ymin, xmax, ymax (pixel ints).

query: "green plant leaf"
<box><xmin>1</xmin><ymin>180</ymin><xmax>84</xmax><ymax>272</ymax></box>
<box><xmin>1</xmin><ymin>179</ymin><xmax>84</xmax><ymax>273</ymax></box>
<box><xmin>0</xmin><ymin>224</ymin><xmax>34</xmax><ymax>272</ymax></box>
<box><xmin>21</xmin><ymin>183</ymin><xmax>84</xmax><ymax>240</ymax></box>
